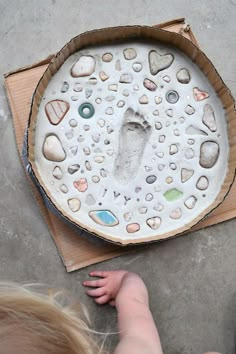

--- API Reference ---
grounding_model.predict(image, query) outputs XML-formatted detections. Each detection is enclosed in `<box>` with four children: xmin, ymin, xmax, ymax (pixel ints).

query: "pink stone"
<box><xmin>193</xmin><ymin>87</ymin><xmax>209</xmax><ymax>101</ymax></box>
<box><xmin>143</xmin><ymin>78</ymin><xmax>157</xmax><ymax>91</ymax></box>
<box><xmin>126</xmin><ymin>223</ymin><xmax>140</xmax><ymax>233</ymax></box>
<box><xmin>73</xmin><ymin>178</ymin><xmax>88</xmax><ymax>192</ymax></box>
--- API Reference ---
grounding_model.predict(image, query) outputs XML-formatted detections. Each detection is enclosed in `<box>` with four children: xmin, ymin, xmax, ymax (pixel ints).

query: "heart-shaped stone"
<box><xmin>149</xmin><ymin>50</ymin><xmax>174</xmax><ymax>75</ymax></box>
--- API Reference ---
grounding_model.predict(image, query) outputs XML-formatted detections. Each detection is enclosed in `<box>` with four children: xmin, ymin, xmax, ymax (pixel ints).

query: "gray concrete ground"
<box><xmin>0</xmin><ymin>1</ymin><xmax>236</xmax><ymax>353</ymax></box>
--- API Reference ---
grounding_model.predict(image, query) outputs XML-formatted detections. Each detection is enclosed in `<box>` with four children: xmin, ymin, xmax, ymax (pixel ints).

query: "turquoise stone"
<box><xmin>89</xmin><ymin>210</ymin><xmax>119</xmax><ymax>227</ymax></box>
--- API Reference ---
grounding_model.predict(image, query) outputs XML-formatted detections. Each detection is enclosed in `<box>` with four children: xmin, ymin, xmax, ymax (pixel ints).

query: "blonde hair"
<box><xmin>0</xmin><ymin>282</ymin><xmax>105</xmax><ymax>354</ymax></box>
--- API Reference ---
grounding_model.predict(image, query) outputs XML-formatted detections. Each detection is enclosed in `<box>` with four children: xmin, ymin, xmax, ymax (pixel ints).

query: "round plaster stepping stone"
<box><xmin>123</xmin><ymin>48</ymin><xmax>137</xmax><ymax>60</ymax></box>
<box><xmin>196</xmin><ymin>176</ymin><xmax>209</xmax><ymax>190</ymax></box>
<box><xmin>149</xmin><ymin>50</ymin><xmax>174</xmax><ymax>75</ymax></box>
<box><xmin>126</xmin><ymin>223</ymin><xmax>140</xmax><ymax>233</ymax></box>
<box><xmin>71</xmin><ymin>56</ymin><xmax>95</xmax><ymax>77</ymax></box>
<box><xmin>176</xmin><ymin>68</ymin><xmax>191</xmax><ymax>84</ymax></box>
<box><xmin>143</xmin><ymin>78</ymin><xmax>157</xmax><ymax>91</ymax></box>
<box><xmin>52</xmin><ymin>166</ymin><xmax>63</xmax><ymax>180</ymax></box>
<box><xmin>193</xmin><ymin>87</ymin><xmax>209</xmax><ymax>101</ymax></box>
<box><xmin>73</xmin><ymin>178</ymin><xmax>88</xmax><ymax>192</ymax></box>
<box><xmin>181</xmin><ymin>168</ymin><xmax>194</xmax><ymax>183</ymax></box>
<box><xmin>184</xmin><ymin>195</ymin><xmax>197</xmax><ymax>209</ymax></box>
<box><xmin>43</xmin><ymin>135</ymin><xmax>66</xmax><ymax>162</ymax></box>
<box><xmin>146</xmin><ymin>216</ymin><xmax>162</xmax><ymax>230</ymax></box>
<box><xmin>202</xmin><ymin>104</ymin><xmax>217</xmax><ymax>132</ymax></box>
<box><xmin>45</xmin><ymin>100</ymin><xmax>70</xmax><ymax>125</ymax></box>
<box><xmin>68</xmin><ymin>198</ymin><xmax>81</xmax><ymax>212</ymax></box>
<box><xmin>199</xmin><ymin>141</ymin><xmax>219</xmax><ymax>168</ymax></box>
<box><xmin>102</xmin><ymin>53</ymin><xmax>113</xmax><ymax>62</ymax></box>
<box><xmin>89</xmin><ymin>210</ymin><xmax>119</xmax><ymax>226</ymax></box>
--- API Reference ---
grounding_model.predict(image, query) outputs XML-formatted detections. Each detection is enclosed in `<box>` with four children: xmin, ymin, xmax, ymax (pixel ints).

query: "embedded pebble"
<box><xmin>68</xmin><ymin>164</ymin><xmax>80</xmax><ymax>174</ymax></box>
<box><xmin>193</xmin><ymin>87</ymin><xmax>209</xmax><ymax>101</ymax></box>
<box><xmin>100</xmin><ymin>168</ymin><xmax>107</xmax><ymax>178</ymax></box>
<box><xmin>185</xmin><ymin>105</ymin><xmax>195</xmax><ymax>115</ymax></box>
<box><xmin>146</xmin><ymin>217</ymin><xmax>162</xmax><ymax>230</ymax></box>
<box><xmin>60</xmin><ymin>184</ymin><xmax>68</xmax><ymax>193</ymax></box>
<box><xmin>73</xmin><ymin>83</ymin><xmax>83</xmax><ymax>92</ymax></box>
<box><xmin>200</xmin><ymin>141</ymin><xmax>219</xmax><ymax>168</ymax></box>
<box><xmin>176</xmin><ymin>68</ymin><xmax>191</xmax><ymax>84</ymax></box>
<box><xmin>133</xmin><ymin>84</ymin><xmax>139</xmax><ymax>91</ymax></box>
<box><xmin>106</xmin><ymin>149</ymin><xmax>114</xmax><ymax>156</ymax></box>
<box><xmin>145</xmin><ymin>166</ymin><xmax>153</xmax><ymax>172</ymax></box>
<box><xmin>85</xmin><ymin>161</ymin><xmax>92</xmax><ymax>171</ymax></box>
<box><xmin>166</xmin><ymin>109</ymin><xmax>173</xmax><ymax>117</ymax></box>
<box><xmin>73</xmin><ymin>178</ymin><xmax>88</xmax><ymax>192</ymax></box>
<box><xmin>170</xmin><ymin>208</ymin><xmax>182</xmax><ymax>219</ymax></box>
<box><xmin>169</xmin><ymin>144</ymin><xmax>178</xmax><ymax>154</ymax></box>
<box><xmin>43</xmin><ymin>135</ymin><xmax>66</xmax><ymax>162</ymax></box>
<box><xmin>92</xmin><ymin>134</ymin><xmax>100</xmax><ymax>143</ymax></box>
<box><xmin>78</xmin><ymin>135</ymin><xmax>85</xmax><ymax>142</ymax></box>
<box><xmin>83</xmin><ymin>147</ymin><xmax>91</xmax><ymax>155</ymax></box>
<box><xmin>94</xmin><ymin>156</ymin><xmax>105</xmax><ymax>164</ymax></box>
<box><xmin>132</xmin><ymin>62</ymin><xmax>142</xmax><ymax>72</ymax></box>
<box><xmin>120</xmin><ymin>73</ymin><xmax>133</xmax><ymax>83</ymax></box>
<box><xmin>99</xmin><ymin>71</ymin><xmax>109</xmax><ymax>81</ymax></box>
<box><xmin>153</xmin><ymin>203</ymin><xmax>164</xmax><ymax>212</ymax></box>
<box><xmin>170</xmin><ymin>163</ymin><xmax>177</xmax><ymax>170</ymax></box>
<box><xmin>126</xmin><ymin>223</ymin><xmax>140</xmax><ymax>233</ymax></box>
<box><xmin>89</xmin><ymin>77</ymin><xmax>97</xmax><ymax>85</ymax></box>
<box><xmin>71</xmin><ymin>56</ymin><xmax>95</xmax><ymax>77</ymax></box>
<box><xmin>174</xmin><ymin>129</ymin><xmax>180</xmax><ymax>136</ymax></box>
<box><xmin>184</xmin><ymin>196</ymin><xmax>197</xmax><ymax>209</ymax></box>
<box><xmin>166</xmin><ymin>90</ymin><xmax>179</xmax><ymax>104</ymax></box>
<box><xmin>155</xmin><ymin>96</ymin><xmax>162</xmax><ymax>104</ymax></box>
<box><xmin>158</xmin><ymin>164</ymin><xmax>165</xmax><ymax>171</ymax></box>
<box><xmin>139</xmin><ymin>95</ymin><xmax>148</xmax><ymax>104</ymax></box>
<box><xmin>185</xmin><ymin>148</ymin><xmax>194</xmax><ymax>159</ymax></box>
<box><xmin>179</xmin><ymin>117</ymin><xmax>185</xmax><ymax>124</ymax></box>
<box><xmin>156</xmin><ymin>152</ymin><xmax>164</xmax><ymax>158</ymax></box>
<box><xmin>45</xmin><ymin>100</ymin><xmax>69</xmax><ymax>125</ymax></box>
<box><xmin>186</xmin><ymin>125</ymin><xmax>207</xmax><ymax>135</ymax></box>
<box><xmin>98</xmin><ymin>118</ymin><xmax>105</xmax><ymax>127</ymax></box>
<box><xmin>155</xmin><ymin>122</ymin><xmax>162</xmax><ymax>130</ymax></box>
<box><xmin>153</xmin><ymin>110</ymin><xmax>159</xmax><ymax>116</ymax></box>
<box><xmin>202</xmin><ymin>104</ymin><xmax>217</xmax><ymax>132</ymax></box>
<box><xmin>102</xmin><ymin>53</ymin><xmax>113</xmax><ymax>62</ymax></box>
<box><xmin>107</xmin><ymin>126</ymin><xmax>114</xmax><ymax>134</ymax></box>
<box><xmin>85</xmin><ymin>89</ymin><xmax>93</xmax><ymax>99</ymax></box>
<box><xmin>149</xmin><ymin>50</ymin><xmax>174</xmax><ymax>75</ymax></box>
<box><xmin>143</xmin><ymin>78</ymin><xmax>157</xmax><ymax>91</ymax></box>
<box><xmin>68</xmin><ymin>198</ymin><xmax>81</xmax><ymax>212</ymax></box>
<box><xmin>85</xmin><ymin>194</ymin><xmax>96</xmax><ymax>206</ymax></box>
<box><xmin>166</xmin><ymin>122</ymin><xmax>170</xmax><ymax>127</ymax></box>
<box><xmin>108</xmin><ymin>84</ymin><xmax>118</xmax><ymax>92</ymax></box>
<box><xmin>124</xmin><ymin>212</ymin><xmax>133</xmax><ymax>222</ymax></box>
<box><xmin>83</xmin><ymin>125</ymin><xmax>90</xmax><ymax>131</ymax></box>
<box><xmin>89</xmin><ymin>210</ymin><xmax>119</xmax><ymax>227</ymax></box>
<box><xmin>70</xmin><ymin>146</ymin><xmax>78</xmax><ymax>156</ymax></box>
<box><xmin>181</xmin><ymin>168</ymin><xmax>194</xmax><ymax>183</ymax></box>
<box><xmin>69</xmin><ymin>119</ymin><xmax>77</xmax><ymax>127</ymax></box>
<box><xmin>71</xmin><ymin>96</ymin><xmax>79</xmax><ymax>101</ymax></box>
<box><xmin>135</xmin><ymin>187</ymin><xmax>142</xmax><ymax>193</ymax></box>
<box><xmin>163</xmin><ymin>75</ymin><xmax>171</xmax><ymax>83</ymax></box>
<box><xmin>166</xmin><ymin>176</ymin><xmax>173</xmax><ymax>184</ymax></box>
<box><xmin>105</xmin><ymin>107</ymin><xmax>114</xmax><ymax>115</ymax></box>
<box><xmin>115</xmin><ymin>59</ymin><xmax>121</xmax><ymax>71</ymax></box>
<box><xmin>145</xmin><ymin>193</ymin><xmax>153</xmax><ymax>201</ymax></box>
<box><xmin>123</xmin><ymin>89</ymin><xmax>130</xmax><ymax>97</ymax></box>
<box><xmin>146</xmin><ymin>175</ymin><xmax>157</xmax><ymax>184</ymax></box>
<box><xmin>196</xmin><ymin>176</ymin><xmax>209</xmax><ymax>190</ymax></box>
<box><xmin>139</xmin><ymin>207</ymin><xmax>147</xmax><ymax>214</ymax></box>
<box><xmin>117</xmin><ymin>100</ymin><xmax>125</xmax><ymax>107</ymax></box>
<box><xmin>52</xmin><ymin>166</ymin><xmax>63</xmax><ymax>180</ymax></box>
<box><xmin>159</xmin><ymin>135</ymin><xmax>166</xmax><ymax>143</ymax></box>
<box><xmin>123</xmin><ymin>48</ymin><xmax>137</xmax><ymax>60</ymax></box>
<box><xmin>95</xmin><ymin>98</ymin><xmax>102</xmax><ymax>104</ymax></box>
<box><xmin>61</xmin><ymin>81</ymin><xmax>69</xmax><ymax>93</ymax></box>
<box><xmin>92</xmin><ymin>175</ymin><xmax>100</xmax><ymax>183</ymax></box>
<box><xmin>187</xmin><ymin>139</ymin><xmax>195</xmax><ymax>145</ymax></box>
<box><xmin>94</xmin><ymin>147</ymin><xmax>102</xmax><ymax>153</ymax></box>
<box><xmin>65</xmin><ymin>130</ymin><xmax>74</xmax><ymax>140</ymax></box>
<box><xmin>164</xmin><ymin>188</ymin><xmax>183</xmax><ymax>201</ymax></box>
<box><xmin>105</xmin><ymin>96</ymin><xmax>115</xmax><ymax>102</ymax></box>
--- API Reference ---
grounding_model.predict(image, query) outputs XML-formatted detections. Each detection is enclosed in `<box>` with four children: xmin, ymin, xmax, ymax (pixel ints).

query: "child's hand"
<box><xmin>83</xmin><ymin>270</ymin><xmax>128</xmax><ymax>306</ymax></box>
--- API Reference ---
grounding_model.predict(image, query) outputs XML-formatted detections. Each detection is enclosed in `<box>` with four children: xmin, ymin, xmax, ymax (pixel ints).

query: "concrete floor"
<box><xmin>0</xmin><ymin>0</ymin><xmax>236</xmax><ymax>353</ymax></box>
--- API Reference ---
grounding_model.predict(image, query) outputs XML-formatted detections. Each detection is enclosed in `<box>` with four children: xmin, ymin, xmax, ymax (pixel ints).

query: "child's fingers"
<box><xmin>89</xmin><ymin>270</ymin><xmax>109</xmax><ymax>278</ymax></box>
<box><xmin>83</xmin><ymin>279</ymin><xmax>106</xmax><ymax>288</ymax></box>
<box><xmin>85</xmin><ymin>287</ymin><xmax>107</xmax><ymax>297</ymax></box>
<box><xmin>94</xmin><ymin>294</ymin><xmax>110</xmax><ymax>305</ymax></box>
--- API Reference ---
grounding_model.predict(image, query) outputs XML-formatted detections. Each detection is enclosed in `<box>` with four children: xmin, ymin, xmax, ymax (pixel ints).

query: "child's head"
<box><xmin>0</xmin><ymin>282</ymin><xmax>102</xmax><ymax>354</ymax></box>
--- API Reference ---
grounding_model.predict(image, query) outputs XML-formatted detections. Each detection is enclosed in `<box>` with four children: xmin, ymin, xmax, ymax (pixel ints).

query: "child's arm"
<box><xmin>83</xmin><ymin>270</ymin><xmax>163</xmax><ymax>354</ymax></box>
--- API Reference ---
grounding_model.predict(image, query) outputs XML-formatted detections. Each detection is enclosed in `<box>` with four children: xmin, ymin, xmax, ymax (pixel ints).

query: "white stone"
<box><xmin>196</xmin><ymin>176</ymin><xmax>209</xmax><ymax>190</ymax></box>
<box><xmin>71</xmin><ymin>56</ymin><xmax>95</xmax><ymax>77</ymax></box>
<box><xmin>117</xmin><ymin>100</ymin><xmax>125</xmax><ymax>107</ymax></box>
<box><xmin>123</xmin><ymin>48</ymin><xmax>137</xmax><ymax>60</ymax></box>
<box><xmin>184</xmin><ymin>196</ymin><xmax>197</xmax><ymax>209</ymax></box>
<box><xmin>170</xmin><ymin>208</ymin><xmax>182</xmax><ymax>219</ymax></box>
<box><xmin>120</xmin><ymin>73</ymin><xmax>133</xmax><ymax>83</ymax></box>
<box><xmin>105</xmin><ymin>107</ymin><xmax>114</xmax><ymax>115</ymax></box>
<box><xmin>60</xmin><ymin>184</ymin><xmax>68</xmax><ymax>193</ymax></box>
<box><xmin>108</xmin><ymin>84</ymin><xmax>118</xmax><ymax>92</ymax></box>
<box><xmin>176</xmin><ymin>68</ymin><xmax>191</xmax><ymax>84</ymax></box>
<box><xmin>52</xmin><ymin>166</ymin><xmax>63</xmax><ymax>180</ymax></box>
<box><xmin>102</xmin><ymin>53</ymin><xmax>113</xmax><ymax>62</ymax></box>
<box><xmin>169</xmin><ymin>144</ymin><xmax>178</xmax><ymax>155</ymax></box>
<box><xmin>94</xmin><ymin>156</ymin><xmax>105</xmax><ymax>164</ymax></box>
<box><xmin>43</xmin><ymin>135</ymin><xmax>66</xmax><ymax>162</ymax></box>
<box><xmin>200</xmin><ymin>141</ymin><xmax>219</xmax><ymax>168</ymax></box>
<box><xmin>139</xmin><ymin>95</ymin><xmax>148</xmax><ymax>104</ymax></box>
<box><xmin>181</xmin><ymin>168</ymin><xmax>194</xmax><ymax>183</ymax></box>
<box><xmin>68</xmin><ymin>198</ymin><xmax>81</xmax><ymax>212</ymax></box>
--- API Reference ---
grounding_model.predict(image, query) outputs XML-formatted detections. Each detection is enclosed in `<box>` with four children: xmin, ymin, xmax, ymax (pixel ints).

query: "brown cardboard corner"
<box><xmin>4</xmin><ymin>18</ymin><xmax>236</xmax><ymax>271</ymax></box>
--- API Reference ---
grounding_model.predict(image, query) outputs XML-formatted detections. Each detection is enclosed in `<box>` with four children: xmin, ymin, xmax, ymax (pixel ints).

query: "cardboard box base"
<box><xmin>4</xmin><ymin>19</ymin><xmax>236</xmax><ymax>271</ymax></box>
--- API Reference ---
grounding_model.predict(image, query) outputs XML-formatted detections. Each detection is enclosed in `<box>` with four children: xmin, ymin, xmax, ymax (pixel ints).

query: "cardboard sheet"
<box><xmin>4</xmin><ymin>19</ymin><xmax>236</xmax><ymax>271</ymax></box>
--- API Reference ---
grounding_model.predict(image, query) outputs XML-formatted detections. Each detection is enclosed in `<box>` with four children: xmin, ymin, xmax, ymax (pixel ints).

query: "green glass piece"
<box><xmin>164</xmin><ymin>188</ymin><xmax>183</xmax><ymax>201</ymax></box>
<box><xmin>78</xmin><ymin>102</ymin><xmax>95</xmax><ymax>119</ymax></box>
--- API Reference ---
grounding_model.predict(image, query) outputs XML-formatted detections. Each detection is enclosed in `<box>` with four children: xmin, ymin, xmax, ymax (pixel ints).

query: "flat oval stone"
<box><xmin>102</xmin><ymin>53</ymin><xmax>113</xmax><ymax>62</ymax></box>
<box><xmin>200</xmin><ymin>141</ymin><xmax>219</xmax><ymax>168</ymax></box>
<box><xmin>43</xmin><ymin>135</ymin><xmax>66</xmax><ymax>162</ymax></box>
<box><xmin>71</xmin><ymin>55</ymin><xmax>95</xmax><ymax>77</ymax></box>
<box><xmin>68</xmin><ymin>198</ymin><xmax>81</xmax><ymax>212</ymax></box>
<box><xmin>143</xmin><ymin>78</ymin><xmax>157</xmax><ymax>91</ymax></box>
<box><xmin>100</xmin><ymin>168</ymin><xmax>107</xmax><ymax>178</ymax></box>
<box><xmin>69</xmin><ymin>119</ymin><xmax>77</xmax><ymax>127</ymax></box>
<box><xmin>153</xmin><ymin>203</ymin><xmax>164</xmax><ymax>211</ymax></box>
<box><xmin>126</xmin><ymin>223</ymin><xmax>140</xmax><ymax>233</ymax></box>
<box><xmin>146</xmin><ymin>217</ymin><xmax>162</xmax><ymax>230</ymax></box>
<box><xmin>73</xmin><ymin>178</ymin><xmax>88</xmax><ymax>192</ymax></box>
<box><xmin>94</xmin><ymin>156</ymin><xmax>105</xmax><ymax>164</ymax></box>
<box><xmin>155</xmin><ymin>96</ymin><xmax>162</xmax><ymax>104</ymax></box>
<box><xmin>185</xmin><ymin>148</ymin><xmax>194</xmax><ymax>159</ymax></box>
<box><xmin>176</xmin><ymin>68</ymin><xmax>191</xmax><ymax>84</ymax></box>
<box><xmin>89</xmin><ymin>210</ymin><xmax>119</xmax><ymax>226</ymax></box>
<box><xmin>146</xmin><ymin>175</ymin><xmax>157</xmax><ymax>184</ymax></box>
<box><xmin>123</xmin><ymin>48</ymin><xmax>137</xmax><ymax>60</ymax></box>
<box><xmin>196</xmin><ymin>176</ymin><xmax>209</xmax><ymax>190</ymax></box>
